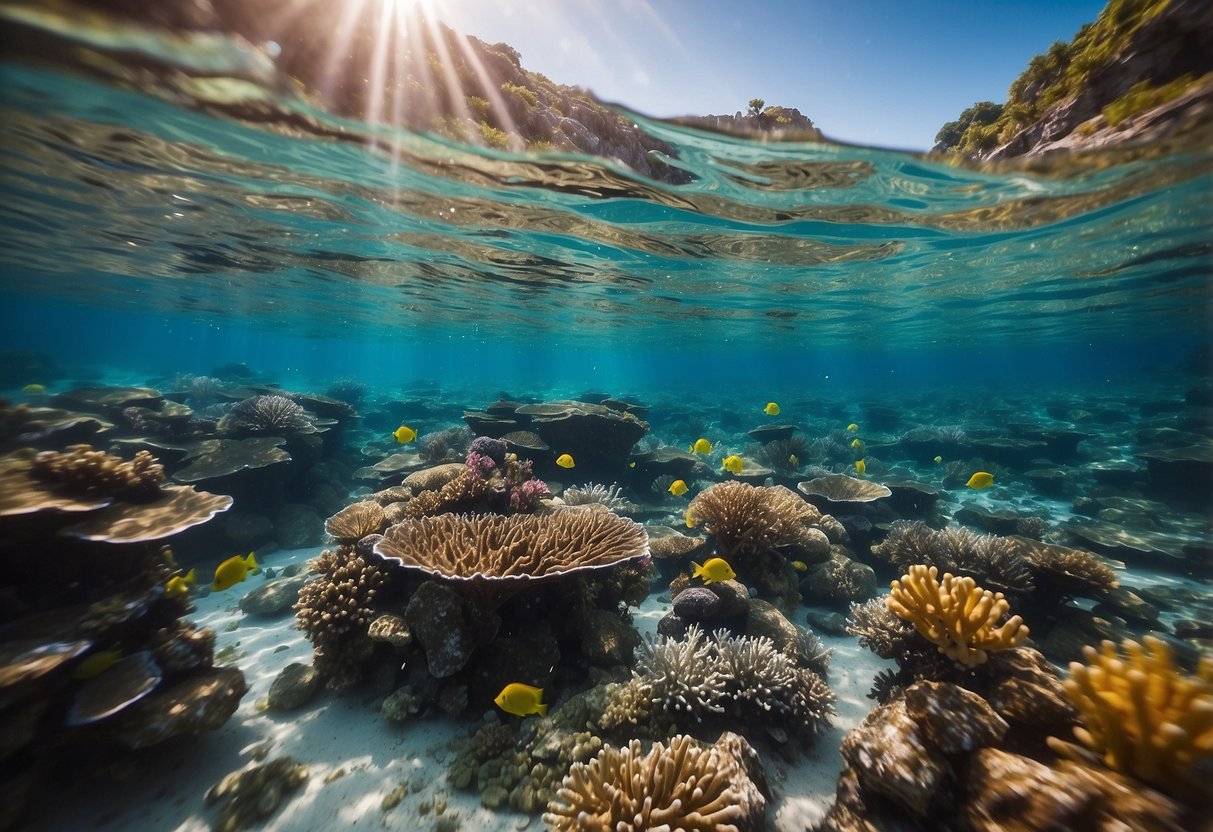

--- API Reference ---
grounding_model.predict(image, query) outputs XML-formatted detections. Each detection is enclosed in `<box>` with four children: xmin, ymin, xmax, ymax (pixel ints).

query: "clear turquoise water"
<box><xmin>2</xmin><ymin>51</ymin><xmax>1210</xmax><ymax>400</ymax></box>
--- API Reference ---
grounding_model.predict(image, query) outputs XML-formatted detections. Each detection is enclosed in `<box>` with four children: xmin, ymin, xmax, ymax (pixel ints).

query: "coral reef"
<box><xmin>294</xmin><ymin>546</ymin><xmax>389</xmax><ymax>690</ymax></box>
<box><xmin>873</xmin><ymin>521</ymin><xmax>1035</xmax><ymax>596</ymax></box>
<box><xmin>600</xmin><ymin>624</ymin><xmax>833</xmax><ymax>744</ymax></box>
<box><xmin>29</xmin><ymin>444</ymin><xmax>164</xmax><ymax>502</ymax></box>
<box><xmin>887</xmin><ymin>565</ymin><xmax>1029</xmax><ymax>666</ymax></box>
<box><xmin>405</xmin><ymin>440</ymin><xmax>550</xmax><ymax>517</ymax></box>
<box><xmin>220</xmin><ymin>394</ymin><xmax>316</xmax><ymax>435</ymax></box>
<box><xmin>544</xmin><ymin>733</ymin><xmax>767</xmax><ymax>832</ymax></box>
<box><xmin>1050</xmin><ymin>635</ymin><xmax>1213</xmax><ymax>802</ymax></box>
<box><xmin>688</xmin><ymin>481</ymin><xmax>819</xmax><ymax>557</ymax></box>
<box><xmin>561</xmin><ymin>482</ymin><xmax>635</xmax><ymax>513</ymax></box>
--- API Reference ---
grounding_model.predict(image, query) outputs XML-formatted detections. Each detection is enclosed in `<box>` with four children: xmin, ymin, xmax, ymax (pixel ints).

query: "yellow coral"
<box><xmin>1058</xmin><ymin>636</ymin><xmax>1213</xmax><ymax>799</ymax></box>
<box><xmin>887</xmin><ymin>564</ymin><xmax>1028</xmax><ymax>666</ymax></box>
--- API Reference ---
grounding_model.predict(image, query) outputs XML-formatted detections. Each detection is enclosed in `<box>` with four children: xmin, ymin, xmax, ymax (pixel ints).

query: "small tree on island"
<box><xmin>747</xmin><ymin>98</ymin><xmax>765</xmax><ymax>118</ymax></box>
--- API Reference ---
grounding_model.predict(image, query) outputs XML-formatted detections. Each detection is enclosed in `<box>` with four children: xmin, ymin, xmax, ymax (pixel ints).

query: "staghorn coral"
<box><xmin>688</xmin><ymin>481</ymin><xmax>818</xmax><ymax>557</ymax></box>
<box><xmin>562</xmin><ymin>482</ymin><xmax>635</xmax><ymax>513</ymax></box>
<box><xmin>221</xmin><ymin>395</ymin><xmax>315</xmax><ymax>435</ymax></box>
<box><xmin>294</xmin><ymin>546</ymin><xmax>388</xmax><ymax>690</ymax></box>
<box><xmin>1049</xmin><ymin>635</ymin><xmax>1213</xmax><ymax>802</ymax></box>
<box><xmin>887</xmin><ymin>565</ymin><xmax>1029</xmax><ymax>667</ymax></box>
<box><xmin>847</xmin><ymin>598</ymin><xmax>917</xmax><ymax>660</ymax></box>
<box><xmin>874</xmin><ymin>521</ymin><xmax>1034</xmax><ymax>595</ymax></box>
<box><xmin>544</xmin><ymin>734</ymin><xmax>763</xmax><ymax>832</ymax></box>
<box><xmin>1015</xmin><ymin>537</ymin><xmax>1118</xmax><ymax>598</ymax></box>
<box><xmin>602</xmin><ymin>625</ymin><xmax>833</xmax><ymax>740</ymax></box>
<box><xmin>323</xmin><ymin>501</ymin><xmax>386</xmax><ymax>543</ymax></box>
<box><xmin>30</xmin><ymin>444</ymin><xmax>164</xmax><ymax>503</ymax></box>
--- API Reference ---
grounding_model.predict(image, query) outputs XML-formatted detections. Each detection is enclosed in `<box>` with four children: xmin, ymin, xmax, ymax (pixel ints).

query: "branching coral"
<box><xmin>874</xmin><ymin>521</ymin><xmax>1034</xmax><ymax>595</ymax></box>
<box><xmin>1050</xmin><ymin>636</ymin><xmax>1213</xmax><ymax>801</ymax></box>
<box><xmin>406</xmin><ymin>440</ymin><xmax>549</xmax><ymax>517</ymax></box>
<box><xmin>602</xmin><ymin>625</ymin><xmax>833</xmax><ymax>739</ymax></box>
<box><xmin>221</xmin><ymin>395</ymin><xmax>315</xmax><ymax>435</ymax></box>
<box><xmin>30</xmin><ymin>445</ymin><xmax>164</xmax><ymax>503</ymax></box>
<box><xmin>562</xmin><ymin>482</ymin><xmax>634</xmax><ymax>513</ymax></box>
<box><xmin>887</xmin><ymin>566</ymin><xmax>1028</xmax><ymax>667</ymax></box>
<box><xmin>688</xmin><ymin>482</ymin><xmax>818</xmax><ymax>557</ymax></box>
<box><xmin>544</xmin><ymin>735</ymin><xmax>759</xmax><ymax>832</ymax></box>
<box><xmin>294</xmin><ymin>547</ymin><xmax>388</xmax><ymax>690</ymax></box>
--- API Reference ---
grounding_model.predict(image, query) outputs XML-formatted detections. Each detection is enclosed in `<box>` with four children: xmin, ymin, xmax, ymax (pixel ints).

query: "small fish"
<box><xmin>934</xmin><ymin>455</ymin><xmax>943</xmax><ymax>464</ymax></box>
<box><xmin>691</xmin><ymin>437</ymin><xmax>713</xmax><ymax>455</ymax></box>
<box><xmin>494</xmin><ymin>682</ymin><xmax>547</xmax><ymax>718</ymax></box>
<box><xmin>791</xmin><ymin>560</ymin><xmax>808</xmax><ymax>571</ymax></box>
<box><xmin>850</xmin><ymin>438</ymin><xmax>863</xmax><ymax>450</ymax></box>
<box><xmin>764</xmin><ymin>402</ymin><xmax>780</xmax><ymax>416</ymax></box>
<box><xmin>722</xmin><ymin>455</ymin><xmax>744</xmax><ymax>474</ymax></box>
<box><xmin>160</xmin><ymin>545</ymin><xmax>177</xmax><ymax>568</ymax></box>
<box><xmin>628</xmin><ymin>461</ymin><xmax>636</xmax><ymax>468</ymax></box>
<box><xmin>684</xmin><ymin>507</ymin><xmax>697</xmax><ymax>528</ymax></box>
<box><xmin>788</xmin><ymin>454</ymin><xmax>799</xmax><ymax>466</ymax></box>
<box><xmin>73</xmin><ymin>648</ymin><xmax>122</xmax><ymax>679</ymax></box>
<box><xmin>165</xmin><ymin>576</ymin><xmax>190</xmax><ymax>598</ymax></box>
<box><xmin>855</xmin><ymin>459</ymin><xmax>866</xmax><ymax>476</ymax></box>
<box><xmin>668</xmin><ymin>479</ymin><xmax>688</xmax><ymax>496</ymax></box>
<box><xmin>847</xmin><ymin>423</ymin><xmax>859</xmax><ymax>432</ymax></box>
<box><xmin>692</xmin><ymin>557</ymin><xmax>736</xmax><ymax>584</ymax></box>
<box><xmin>213</xmin><ymin>552</ymin><xmax>258</xmax><ymax>592</ymax></box>
<box><xmin>393</xmin><ymin>425</ymin><xmax>417</xmax><ymax>444</ymax></box>
<box><xmin>966</xmin><ymin>471</ymin><xmax>994</xmax><ymax>490</ymax></box>
<box><xmin>21</xmin><ymin>383</ymin><xmax>45</xmax><ymax>395</ymax></box>
<box><xmin>555</xmin><ymin>453</ymin><xmax>575</xmax><ymax>469</ymax></box>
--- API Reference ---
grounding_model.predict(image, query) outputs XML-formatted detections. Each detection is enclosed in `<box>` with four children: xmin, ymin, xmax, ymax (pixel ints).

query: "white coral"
<box><xmin>561</xmin><ymin>482</ymin><xmax>635</xmax><ymax>513</ymax></box>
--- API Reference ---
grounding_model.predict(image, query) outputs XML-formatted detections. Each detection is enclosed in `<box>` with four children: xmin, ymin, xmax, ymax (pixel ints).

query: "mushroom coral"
<box><xmin>887</xmin><ymin>565</ymin><xmax>1028</xmax><ymax>667</ymax></box>
<box><xmin>1050</xmin><ymin>635</ymin><xmax>1213</xmax><ymax>802</ymax></box>
<box><xmin>544</xmin><ymin>734</ymin><xmax>764</xmax><ymax>832</ymax></box>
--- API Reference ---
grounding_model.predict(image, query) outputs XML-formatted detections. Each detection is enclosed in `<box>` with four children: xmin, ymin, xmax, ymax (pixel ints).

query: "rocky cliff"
<box><xmin>937</xmin><ymin>0</ymin><xmax>1213</xmax><ymax>159</ymax></box>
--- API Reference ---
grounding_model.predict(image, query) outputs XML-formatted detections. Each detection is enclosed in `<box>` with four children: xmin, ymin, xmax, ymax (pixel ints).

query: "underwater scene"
<box><xmin>1</xmin><ymin>3</ymin><xmax>1212</xmax><ymax>832</ymax></box>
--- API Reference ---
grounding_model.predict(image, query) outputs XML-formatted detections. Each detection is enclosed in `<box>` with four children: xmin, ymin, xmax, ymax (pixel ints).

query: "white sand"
<box><xmin>33</xmin><ymin>549</ymin><xmax>890</xmax><ymax>831</ymax></box>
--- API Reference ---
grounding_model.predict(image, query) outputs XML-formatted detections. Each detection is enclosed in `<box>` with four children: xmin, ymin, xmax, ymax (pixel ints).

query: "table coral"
<box><xmin>887</xmin><ymin>565</ymin><xmax>1028</xmax><ymax>666</ymax></box>
<box><xmin>1052</xmin><ymin>635</ymin><xmax>1213</xmax><ymax>802</ymax></box>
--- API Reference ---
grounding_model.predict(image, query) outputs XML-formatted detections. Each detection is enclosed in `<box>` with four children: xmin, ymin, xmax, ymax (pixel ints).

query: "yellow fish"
<box><xmin>788</xmin><ymin>454</ymin><xmax>798</xmax><ymax>466</ymax></box>
<box><xmin>850</xmin><ymin>438</ymin><xmax>863</xmax><ymax>450</ymax></box>
<box><xmin>72</xmin><ymin>648</ymin><xmax>122</xmax><ymax>680</ymax></box>
<box><xmin>691</xmin><ymin>438</ymin><xmax>713</xmax><ymax>455</ymax></box>
<box><xmin>393</xmin><ymin>425</ymin><xmax>417</xmax><ymax>444</ymax></box>
<box><xmin>668</xmin><ymin>479</ymin><xmax>688</xmax><ymax>496</ymax></box>
<box><xmin>847</xmin><ymin>423</ymin><xmax>859</xmax><ymax>432</ymax></box>
<box><xmin>213</xmin><ymin>552</ymin><xmax>258</xmax><ymax>591</ymax></box>
<box><xmin>966</xmin><ymin>471</ymin><xmax>994</xmax><ymax>490</ymax></box>
<box><xmin>934</xmin><ymin>455</ymin><xmax>943</xmax><ymax>464</ymax></box>
<box><xmin>722</xmin><ymin>455</ymin><xmax>743</xmax><ymax>474</ymax></box>
<box><xmin>628</xmin><ymin>461</ymin><xmax>636</xmax><ymax>468</ymax></box>
<box><xmin>160</xmin><ymin>545</ymin><xmax>177</xmax><ymax>568</ymax></box>
<box><xmin>166</xmin><ymin>567</ymin><xmax>197</xmax><ymax>599</ymax></box>
<box><xmin>855</xmin><ymin>459</ymin><xmax>866</xmax><ymax>476</ymax></box>
<box><xmin>494</xmin><ymin>682</ymin><xmax>547</xmax><ymax>717</ymax></box>
<box><xmin>791</xmin><ymin>560</ymin><xmax>808</xmax><ymax>571</ymax></box>
<box><xmin>692</xmin><ymin>557</ymin><xmax>736</xmax><ymax>584</ymax></box>
<box><xmin>555</xmin><ymin>453</ymin><xmax>575</xmax><ymax>469</ymax></box>
<box><xmin>22</xmin><ymin>383</ymin><xmax>45</xmax><ymax>395</ymax></box>
<box><xmin>684</xmin><ymin>507</ymin><xmax>697</xmax><ymax>528</ymax></box>
<box><xmin>764</xmin><ymin>402</ymin><xmax>780</xmax><ymax>416</ymax></box>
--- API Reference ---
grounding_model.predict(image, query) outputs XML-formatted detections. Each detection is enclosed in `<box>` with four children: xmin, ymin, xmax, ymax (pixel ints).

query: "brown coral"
<box><xmin>887</xmin><ymin>565</ymin><xmax>1028</xmax><ymax>666</ymax></box>
<box><xmin>30</xmin><ymin>444</ymin><xmax>164</xmax><ymax>502</ymax></box>
<box><xmin>544</xmin><ymin>734</ymin><xmax>764</xmax><ymax>832</ymax></box>
<box><xmin>688</xmin><ymin>482</ymin><xmax>819</xmax><ymax>557</ymax></box>
<box><xmin>294</xmin><ymin>547</ymin><xmax>388</xmax><ymax>690</ymax></box>
<box><xmin>1050</xmin><ymin>635</ymin><xmax>1213</xmax><ymax>802</ymax></box>
<box><xmin>873</xmin><ymin>521</ymin><xmax>1034</xmax><ymax>596</ymax></box>
<box><xmin>323</xmin><ymin>501</ymin><xmax>386</xmax><ymax>543</ymax></box>
<box><xmin>374</xmin><ymin>511</ymin><xmax>648</xmax><ymax>585</ymax></box>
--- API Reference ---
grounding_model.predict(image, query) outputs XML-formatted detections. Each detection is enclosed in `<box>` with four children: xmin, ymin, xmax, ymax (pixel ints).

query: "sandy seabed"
<box><xmin>32</xmin><ymin>547</ymin><xmax>893</xmax><ymax>832</ymax></box>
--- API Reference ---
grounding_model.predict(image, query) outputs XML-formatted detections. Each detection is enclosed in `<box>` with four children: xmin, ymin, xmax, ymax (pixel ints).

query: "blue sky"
<box><xmin>430</xmin><ymin>0</ymin><xmax>1109</xmax><ymax>150</ymax></box>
